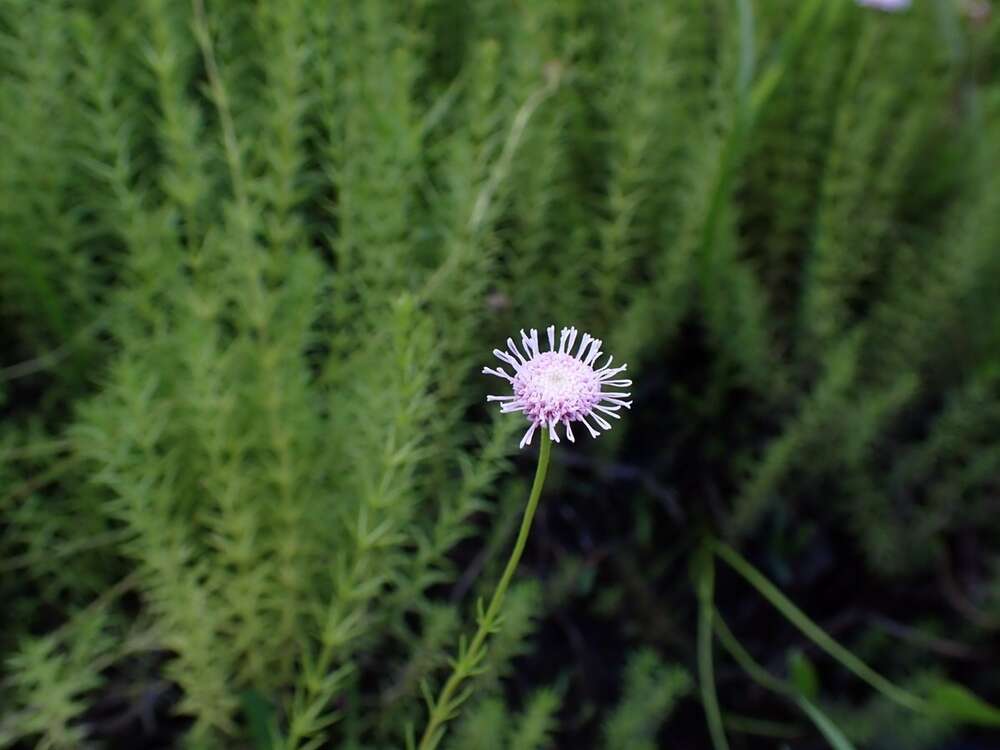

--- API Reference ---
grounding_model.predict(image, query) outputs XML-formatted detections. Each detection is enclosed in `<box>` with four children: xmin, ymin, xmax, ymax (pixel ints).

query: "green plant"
<box><xmin>2</xmin><ymin>0</ymin><xmax>1000</xmax><ymax>747</ymax></box>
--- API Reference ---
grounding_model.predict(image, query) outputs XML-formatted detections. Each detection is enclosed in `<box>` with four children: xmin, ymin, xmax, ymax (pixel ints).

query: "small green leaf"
<box><xmin>925</xmin><ymin>680</ymin><xmax>1000</xmax><ymax>726</ymax></box>
<box><xmin>788</xmin><ymin>649</ymin><xmax>819</xmax><ymax>700</ymax></box>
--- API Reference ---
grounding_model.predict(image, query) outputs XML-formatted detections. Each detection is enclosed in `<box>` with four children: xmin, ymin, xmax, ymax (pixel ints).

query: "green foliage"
<box><xmin>448</xmin><ymin>688</ymin><xmax>560</xmax><ymax>750</ymax></box>
<box><xmin>1</xmin><ymin>0</ymin><xmax>999</xmax><ymax>747</ymax></box>
<box><xmin>1</xmin><ymin>610</ymin><xmax>117</xmax><ymax>750</ymax></box>
<box><xmin>603</xmin><ymin>649</ymin><xmax>691</xmax><ymax>750</ymax></box>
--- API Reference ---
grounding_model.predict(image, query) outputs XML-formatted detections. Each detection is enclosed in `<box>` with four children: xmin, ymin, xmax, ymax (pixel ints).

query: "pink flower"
<box><xmin>856</xmin><ymin>0</ymin><xmax>911</xmax><ymax>11</ymax></box>
<box><xmin>484</xmin><ymin>326</ymin><xmax>632</xmax><ymax>448</ymax></box>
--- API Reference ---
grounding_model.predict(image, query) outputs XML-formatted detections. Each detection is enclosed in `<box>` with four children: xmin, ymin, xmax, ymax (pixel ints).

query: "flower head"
<box><xmin>484</xmin><ymin>326</ymin><xmax>632</xmax><ymax>448</ymax></box>
<box><xmin>856</xmin><ymin>0</ymin><xmax>911</xmax><ymax>11</ymax></box>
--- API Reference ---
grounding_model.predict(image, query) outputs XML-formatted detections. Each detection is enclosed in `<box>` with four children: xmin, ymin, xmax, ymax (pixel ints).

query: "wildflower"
<box><xmin>484</xmin><ymin>325</ymin><xmax>632</xmax><ymax>448</ymax></box>
<box><xmin>856</xmin><ymin>0</ymin><xmax>911</xmax><ymax>11</ymax></box>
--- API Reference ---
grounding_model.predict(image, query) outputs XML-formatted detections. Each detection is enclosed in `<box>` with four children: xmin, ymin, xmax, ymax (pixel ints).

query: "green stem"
<box><xmin>695</xmin><ymin>548</ymin><xmax>731</xmax><ymax>750</ymax></box>
<box><xmin>715</xmin><ymin>610</ymin><xmax>859</xmax><ymax>750</ymax></box>
<box><xmin>747</xmin><ymin>0</ymin><xmax>828</xmax><ymax>118</ymax></box>
<box><xmin>417</xmin><ymin>434</ymin><xmax>552</xmax><ymax>750</ymax></box>
<box><xmin>713</xmin><ymin>612</ymin><xmax>790</xmax><ymax>696</ymax></box>
<box><xmin>709</xmin><ymin>538</ymin><xmax>927</xmax><ymax>713</ymax></box>
<box><xmin>724</xmin><ymin>714</ymin><xmax>801</xmax><ymax>740</ymax></box>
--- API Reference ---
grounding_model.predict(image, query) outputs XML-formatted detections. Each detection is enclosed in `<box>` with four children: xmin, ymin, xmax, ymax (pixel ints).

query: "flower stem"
<box><xmin>417</xmin><ymin>434</ymin><xmax>552</xmax><ymax>750</ymax></box>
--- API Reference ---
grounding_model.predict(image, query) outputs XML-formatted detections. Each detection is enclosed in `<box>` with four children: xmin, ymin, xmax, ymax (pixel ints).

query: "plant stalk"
<box><xmin>417</xmin><ymin>434</ymin><xmax>552</xmax><ymax>750</ymax></box>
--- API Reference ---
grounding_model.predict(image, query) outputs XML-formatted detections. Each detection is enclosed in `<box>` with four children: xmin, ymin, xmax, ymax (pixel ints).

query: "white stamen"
<box><xmin>565</xmin><ymin>327</ymin><xmax>578</xmax><ymax>354</ymax></box>
<box><xmin>585</xmin><ymin>340</ymin><xmax>603</xmax><ymax>366</ymax></box>
<box><xmin>493</xmin><ymin>349</ymin><xmax>521</xmax><ymax>371</ymax></box>
<box><xmin>558</xmin><ymin>327</ymin><xmax>571</xmax><ymax>353</ymax></box>
<box><xmin>578</xmin><ymin>414</ymin><xmax>601</xmax><ymax>438</ymax></box>
<box><xmin>507</xmin><ymin>338</ymin><xmax>526</xmax><ymax>364</ymax></box>
<box><xmin>591</xmin><ymin>413</ymin><xmax>612</xmax><ymax>430</ymax></box>
<box><xmin>602</xmin><ymin>397</ymin><xmax>632</xmax><ymax>408</ymax></box>
<box><xmin>520</xmin><ymin>422</ymin><xmax>538</xmax><ymax>448</ymax></box>
<box><xmin>483</xmin><ymin>366</ymin><xmax>514</xmax><ymax>382</ymax></box>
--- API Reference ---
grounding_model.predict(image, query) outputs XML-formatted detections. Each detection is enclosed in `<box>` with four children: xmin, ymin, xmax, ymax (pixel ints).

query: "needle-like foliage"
<box><xmin>2</xmin><ymin>0</ymin><xmax>999</xmax><ymax>747</ymax></box>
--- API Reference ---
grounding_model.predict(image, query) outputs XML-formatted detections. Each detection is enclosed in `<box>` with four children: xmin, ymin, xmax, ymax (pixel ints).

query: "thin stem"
<box><xmin>724</xmin><ymin>714</ymin><xmax>801</xmax><ymax>740</ymax></box>
<box><xmin>418</xmin><ymin>69</ymin><xmax>561</xmax><ymax>305</ymax></box>
<box><xmin>0</xmin><ymin>528</ymin><xmax>132</xmax><ymax>574</ymax></box>
<box><xmin>0</xmin><ymin>438</ymin><xmax>70</xmax><ymax>460</ymax></box>
<box><xmin>696</xmin><ymin>548</ymin><xmax>731</xmax><ymax>750</ymax></box>
<box><xmin>417</xmin><ymin>434</ymin><xmax>552</xmax><ymax>750</ymax></box>
<box><xmin>466</xmin><ymin>66</ymin><xmax>561</xmax><ymax>234</ymax></box>
<box><xmin>716</xmin><ymin>608</ymin><xmax>862</xmax><ymax>750</ymax></box>
<box><xmin>747</xmin><ymin>0</ymin><xmax>828</xmax><ymax>118</ymax></box>
<box><xmin>0</xmin><ymin>316</ymin><xmax>106</xmax><ymax>382</ymax></box>
<box><xmin>191</xmin><ymin>0</ymin><xmax>249</xmax><ymax>212</ymax></box>
<box><xmin>1</xmin><ymin>456</ymin><xmax>79</xmax><ymax>509</ymax></box>
<box><xmin>713</xmin><ymin>612</ymin><xmax>790</xmax><ymax>696</ymax></box>
<box><xmin>710</xmin><ymin>538</ymin><xmax>927</xmax><ymax>713</ymax></box>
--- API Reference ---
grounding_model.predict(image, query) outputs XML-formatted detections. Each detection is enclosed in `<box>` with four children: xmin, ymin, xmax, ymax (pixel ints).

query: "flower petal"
<box><xmin>519</xmin><ymin>422</ymin><xmax>539</xmax><ymax>448</ymax></box>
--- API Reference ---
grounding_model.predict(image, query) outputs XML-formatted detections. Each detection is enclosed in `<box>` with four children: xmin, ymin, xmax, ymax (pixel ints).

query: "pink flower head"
<box><xmin>856</xmin><ymin>0</ymin><xmax>911</xmax><ymax>11</ymax></box>
<box><xmin>484</xmin><ymin>326</ymin><xmax>632</xmax><ymax>448</ymax></box>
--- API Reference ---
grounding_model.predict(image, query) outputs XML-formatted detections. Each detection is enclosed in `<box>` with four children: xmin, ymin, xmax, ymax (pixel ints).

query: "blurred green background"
<box><xmin>1</xmin><ymin>0</ymin><xmax>999</xmax><ymax>748</ymax></box>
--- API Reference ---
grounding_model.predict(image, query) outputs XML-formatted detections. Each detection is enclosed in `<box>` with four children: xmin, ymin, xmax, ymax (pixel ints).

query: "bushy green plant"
<box><xmin>2</xmin><ymin>0</ymin><xmax>999</xmax><ymax>747</ymax></box>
